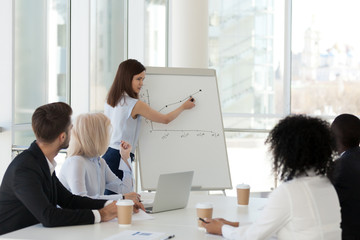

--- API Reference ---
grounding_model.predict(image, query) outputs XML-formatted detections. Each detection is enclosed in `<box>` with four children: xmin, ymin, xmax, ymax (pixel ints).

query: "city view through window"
<box><xmin>209</xmin><ymin>0</ymin><xmax>282</xmax><ymax>194</ymax></box>
<box><xmin>209</xmin><ymin>0</ymin><xmax>360</xmax><ymax>194</ymax></box>
<box><xmin>292</xmin><ymin>0</ymin><xmax>360</xmax><ymax>116</ymax></box>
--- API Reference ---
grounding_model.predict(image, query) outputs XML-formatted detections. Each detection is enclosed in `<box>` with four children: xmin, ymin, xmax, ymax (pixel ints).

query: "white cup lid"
<box><xmin>116</xmin><ymin>199</ymin><xmax>134</xmax><ymax>206</ymax></box>
<box><xmin>236</xmin><ymin>183</ymin><xmax>250</xmax><ymax>189</ymax></box>
<box><xmin>196</xmin><ymin>202</ymin><xmax>213</xmax><ymax>209</ymax></box>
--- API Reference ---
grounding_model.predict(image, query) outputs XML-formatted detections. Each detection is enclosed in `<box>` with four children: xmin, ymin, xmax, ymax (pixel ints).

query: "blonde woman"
<box><xmin>59</xmin><ymin>113</ymin><xmax>141</xmax><ymax>202</ymax></box>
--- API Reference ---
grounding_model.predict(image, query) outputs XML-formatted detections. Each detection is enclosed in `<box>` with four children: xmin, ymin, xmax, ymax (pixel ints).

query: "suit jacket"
<box><xmin>330</xmin><ymin>147</ymin><xmax>360</xmax><ymax>237</ymax></box>
<box><xmin>0</xmin><ymin>141</ymin><xmax>107</xmax><ymax>235</ymax></box>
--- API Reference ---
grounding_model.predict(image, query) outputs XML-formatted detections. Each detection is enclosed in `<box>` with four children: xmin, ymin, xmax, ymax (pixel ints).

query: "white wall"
<box><xmin>169</xmin><ymin>0</ymin><xmax>208</xmax><ymax>68</ymax></box>
<box><xmin>0</xmin><ymin>0</ymin><xmax>13</xmax><ymax>182</ymax></box>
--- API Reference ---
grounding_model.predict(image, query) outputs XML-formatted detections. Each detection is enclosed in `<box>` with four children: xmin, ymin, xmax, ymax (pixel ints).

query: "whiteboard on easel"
<box><xmin>138</xmin><ymin>67</ymin><xmax>232</xmax><ymax>191</ymax></box>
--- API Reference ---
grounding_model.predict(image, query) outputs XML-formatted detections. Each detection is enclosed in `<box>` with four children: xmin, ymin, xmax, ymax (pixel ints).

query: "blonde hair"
<box><xmin>67</xmin><ymin>113</ymin><xmax>111</xmax><ymax>158</ymax></box>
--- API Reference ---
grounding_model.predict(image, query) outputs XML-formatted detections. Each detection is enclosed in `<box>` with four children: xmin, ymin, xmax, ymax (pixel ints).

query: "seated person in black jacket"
<box><xmin>0</xmin><ymin>102</ymin><xmax>143</xmax><ymax>235</ymax></box>
<box><xmin>330</xmin><ymin>113</ymin><xmax>360</xmax><ymax>240</ymax></box>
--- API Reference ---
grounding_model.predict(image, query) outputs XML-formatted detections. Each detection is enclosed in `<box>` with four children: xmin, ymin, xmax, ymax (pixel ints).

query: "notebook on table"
<box><xmin>144</xmin><ymin>171</ymin><xmax>194</xmax><ymax>214</ymax></box>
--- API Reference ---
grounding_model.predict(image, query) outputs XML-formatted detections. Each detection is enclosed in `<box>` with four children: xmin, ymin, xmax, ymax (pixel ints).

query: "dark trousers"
<box><xmin>102</xmin><ymin>147</ymin><xmax>134</xmax><ymax>195</ymax></box>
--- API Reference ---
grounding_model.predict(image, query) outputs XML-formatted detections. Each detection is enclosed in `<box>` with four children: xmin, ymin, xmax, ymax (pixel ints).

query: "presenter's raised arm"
<box><xmin>131</xmin><ymin>97</ymin><xmax>195</xmax><ymax>124</ymax></box>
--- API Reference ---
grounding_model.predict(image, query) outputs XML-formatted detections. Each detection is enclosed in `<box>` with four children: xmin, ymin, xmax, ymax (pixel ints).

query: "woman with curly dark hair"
<box><xmin>202</xmin><ymin>115</ymin><xmax>341</xmax><ymax>240</ymax></box>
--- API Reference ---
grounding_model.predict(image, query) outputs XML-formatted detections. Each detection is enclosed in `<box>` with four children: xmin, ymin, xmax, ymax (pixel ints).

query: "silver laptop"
<box><xmin>145</xmin><ymin>171</ymin><xmax>194</xmax><ymax>213</ymax></box>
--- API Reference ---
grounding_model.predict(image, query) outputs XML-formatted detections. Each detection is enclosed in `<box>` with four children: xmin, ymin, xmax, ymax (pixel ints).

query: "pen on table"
<box><xmin>199</xmin><ymin>217</ymin><xmax>209</xmax><ymax>224</ymax></box>
<box><xmin>137</xmin><ymin>194</ymin><xmax>142</xmax><ymax>202</ymax></box>
<box><xmin>162</xmin><ymin>234</ymin><xmax>175</xmax><ymax>240</ymax></box>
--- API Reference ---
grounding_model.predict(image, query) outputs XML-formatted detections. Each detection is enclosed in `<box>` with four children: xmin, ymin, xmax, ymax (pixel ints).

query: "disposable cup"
<box><xmin>196</xmin><ymin>202</ymin><xmax>213</xmax><ymax>229</ymax></box>
<box><xmin>236</xmin><ymin>184</ymin><xmax>250</xmax><ymax>206</ymax></box>
<box><xmin>116</xmin><ymin>199</ymin><xmax>134</xmax><ymax>226</ymax></box>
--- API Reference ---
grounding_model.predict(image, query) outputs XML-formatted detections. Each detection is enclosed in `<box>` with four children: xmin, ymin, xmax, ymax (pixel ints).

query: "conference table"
<box><xmin>1</xmin><ymin>193</ymin><xmax>267</xmax><ymax>240</ymax></box>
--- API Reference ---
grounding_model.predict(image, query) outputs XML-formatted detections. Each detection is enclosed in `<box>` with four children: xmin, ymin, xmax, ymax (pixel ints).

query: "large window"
<box><xmin>207</xmin><ymin>0</ymin><xmax>360</xmax><ymax>195</ymax></box>
<box><xmin>90</xmin><ymin>0</ymin><xmax>127</xmax><ymax>112</ymax></box>
<box><xmin>291</xmin><ymin>0</ymin><xmax>360</xmax><ymax>116</ymax></box>
<box><xmin>12</xmin><ymin>0</ymin><xmax>360</xmax><ymax>195</ymax></box>
<box><xmin>209</xmin><ymin>0</ymin><xmax>284</xmax><ymax>120</ymax></box>
<box><xmin>14</xmin><ymin>0</ymin><xmax>70</xmax><ymax>146</ymax></box>
<box><xmin>209</xmin><ymin>0</ymin><xmax>284</xmax><ymax>194</ymax></box>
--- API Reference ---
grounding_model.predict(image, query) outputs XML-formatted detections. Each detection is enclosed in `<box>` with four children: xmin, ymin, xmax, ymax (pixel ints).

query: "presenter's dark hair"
<box><xmin>265</xmin><ymin>115</ymin><xmax>335</xmax><ymax>181</ymax></box>
<box><xmin>331</xmin><ymin>113</ymin><xmax>360</xmax><ymax>149</ymax></box>
<box><xmin>107</xmin><ymin>59</ymin><xmax>146</xmax><ymax>107</ymax></box>
<box><xmin>32</xmin><ymin>102</ymin><xmax>73</xmax><ymax>143</ymax></box>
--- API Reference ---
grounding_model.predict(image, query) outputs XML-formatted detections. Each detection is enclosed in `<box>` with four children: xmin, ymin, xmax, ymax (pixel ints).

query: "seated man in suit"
<box><xmin>0</xmin><ymin>102</ymin><xmax>143</xmax><ymax>235</ymax></box>
<box><xmin>330</xmin><ymin>113</ymin><xmax>360</xmax><ymax>240</ymax></box>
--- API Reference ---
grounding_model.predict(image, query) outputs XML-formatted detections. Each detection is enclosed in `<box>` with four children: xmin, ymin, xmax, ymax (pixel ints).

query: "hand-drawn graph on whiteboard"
<box><xmin>140</xmin><ymin>88</ymin><xmax>220</xmax><ymax>139</ymax></box>
<box><xmin>137</xmin><ymin>67</ymin><xmax>232</xmax><ymax>191</ymax></box>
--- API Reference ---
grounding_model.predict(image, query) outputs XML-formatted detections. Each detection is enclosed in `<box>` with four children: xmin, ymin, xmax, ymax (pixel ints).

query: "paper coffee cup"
<box><xmin>196</xmin><ymin>202</ymin><xmax>213</xmax><ymax>228</ymax></box>
<box><xmin>236</xmin><ymin>184</ymin><xmax>250</xmax><ymax>206</ymax></box>
<box><xmin>116</xmin><ymin>200</ymin><xmax>134</xmax><ymax>226</ymax></box>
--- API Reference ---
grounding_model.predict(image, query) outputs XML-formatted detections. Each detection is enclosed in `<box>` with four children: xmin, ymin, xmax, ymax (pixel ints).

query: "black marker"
<box><xmin>161</xmin><ymin>234</ymin><xmax>175</xmax><ymax>240</ymax></box>
<box><xmin>198</xmin><ymin>217</ymin><xmax>209</xmax><ymax>223</ymax></box>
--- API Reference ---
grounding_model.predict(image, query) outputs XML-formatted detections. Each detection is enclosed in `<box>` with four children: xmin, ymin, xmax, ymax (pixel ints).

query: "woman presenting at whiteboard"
<box><xmin>103</xmin><ymin>59</ymin><xmax>195</xmax><ymax>194</ymax></box>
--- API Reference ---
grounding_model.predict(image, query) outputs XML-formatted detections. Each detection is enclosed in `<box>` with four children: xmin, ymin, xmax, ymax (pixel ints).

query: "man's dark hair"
<box><xmin>331</xmin><ymin>113</ymin><xmax>360</xmax><ymax>149</ymax></box>
<box><xmin>266</xmin><ymin>115</ymin><xmax>335</xmax><ymax>181</ymax></box>
<box><xmin>32</xmin><ymin>102</ymin><xmax>72</xmax><ymax>143</ymax></box>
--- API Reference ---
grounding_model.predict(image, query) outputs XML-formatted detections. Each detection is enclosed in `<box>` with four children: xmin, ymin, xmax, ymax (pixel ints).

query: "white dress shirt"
<box><xmin>59</xmin><ymin>155</ymin><xmax>129</xmax><ymax>201</ymax></box>
<box><xmin>104</xmin><ymin>95</ymin><xmax>142</xmax><ymax>153</ymax></box>
<box><xmin>222</xmin><ymin>174</ymin><xmax>341</xmax><ymax>240</ymax></box>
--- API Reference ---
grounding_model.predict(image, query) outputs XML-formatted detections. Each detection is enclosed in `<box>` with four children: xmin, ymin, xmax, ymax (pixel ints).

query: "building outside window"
<box><xmin>291</xmin><ymin>0</ymin><xmax>360</xmax><ymax>117</ymax></box>
<box><xmin>209</xmin><ymin>0</ymin><xmax>284</xmax><ymax>194</ymax></box>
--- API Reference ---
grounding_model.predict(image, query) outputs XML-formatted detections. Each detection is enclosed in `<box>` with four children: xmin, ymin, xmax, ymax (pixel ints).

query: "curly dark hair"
<box><xmin>265</xmin><ymin>115</ymin><xmax>335</xmax><ymax>181</ymax></box>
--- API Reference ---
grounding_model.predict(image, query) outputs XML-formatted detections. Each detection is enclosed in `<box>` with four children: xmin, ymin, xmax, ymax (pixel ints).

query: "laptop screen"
<box><xmin>146</xmin><ymin>171</ymin><xmax>194</xmax><ymax>213</ymax></box>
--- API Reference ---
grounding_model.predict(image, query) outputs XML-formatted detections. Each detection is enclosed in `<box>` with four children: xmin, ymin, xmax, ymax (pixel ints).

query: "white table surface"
<box><xmin>1</xmin><ymin>193</ymin><xmax>267</xmax><ymax>240</ymax></box>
